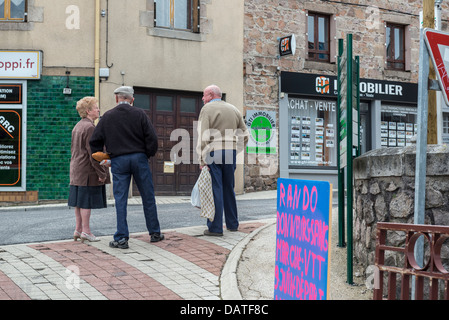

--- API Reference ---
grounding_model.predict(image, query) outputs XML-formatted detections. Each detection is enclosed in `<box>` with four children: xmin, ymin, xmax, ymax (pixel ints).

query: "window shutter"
<box><xmin>404</xmin><ymin>25</ymin><xmax>411</xmax><ymax>71</ymax></box>
<box><xmin>192</xmin><ymin>0</ymin><xmax>200</xmax><ymax>33</ymax></box>
<box><xmin>330</xmin><ymin>15</ymin><xmax>336</xmax><ymax>64</ymax></box>
<box><xmin>305</xmin><ymin>12</ymin><xmax>309</xmax><ymax>59</ymax></box>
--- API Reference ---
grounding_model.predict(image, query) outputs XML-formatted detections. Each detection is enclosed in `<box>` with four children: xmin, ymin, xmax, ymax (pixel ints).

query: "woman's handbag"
<box><xmin>191</xmin><ymin>166</ymin><xmax>215</xmax><ymax>221</ymax></box>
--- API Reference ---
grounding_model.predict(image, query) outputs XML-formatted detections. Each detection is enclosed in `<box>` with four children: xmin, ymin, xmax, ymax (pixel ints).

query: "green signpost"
<box><xmin>337</xmin><ymin>34</ymin><xmax>360</xmax><ymax>285</ymax></box>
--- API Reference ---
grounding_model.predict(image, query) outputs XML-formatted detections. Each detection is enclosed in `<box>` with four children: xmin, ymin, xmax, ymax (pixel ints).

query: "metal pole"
<box><xmin>356</xmin><ymin>56</ymin><xmax>361</xmax><ymax>157</ymax></box>
<box><xmin>337</xmin><ymin>38</ymin><xmax>346</xmax><ymax>248</ymax></box>
<box><xmin>412</xmin><ymin>27</ymin><xmax>429</xmax><ymax>299</ymax></box>
<box><xmin>346</xmin><ymin>33</ymin><xmax>354</xmax><ymax>285</ymax></box>
<box><xmin>435</xmin><ymin>1</ymin><xmax>443</xmax><ymax>143</ymax></box>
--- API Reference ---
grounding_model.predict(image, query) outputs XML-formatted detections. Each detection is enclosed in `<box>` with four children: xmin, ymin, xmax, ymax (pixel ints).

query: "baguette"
<box><xmin>92</xmin><ymin>151</ymin><xmax>110</xmax><ymax>162</ymax></box>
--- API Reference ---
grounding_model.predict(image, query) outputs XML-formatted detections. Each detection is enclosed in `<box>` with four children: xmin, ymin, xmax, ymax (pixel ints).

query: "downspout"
<box><xmin>94</xmin><ymin>0</ymin><xmax>100</xmax><ymax>100</ymax></box>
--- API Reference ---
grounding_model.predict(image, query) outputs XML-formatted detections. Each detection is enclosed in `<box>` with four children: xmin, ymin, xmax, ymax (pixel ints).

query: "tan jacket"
<box><xmin>196</xmin><ymin>100</ymin><xmax>249</xmax><ymax>166</ymax></box>
<box><xmin>70</xmin><ymin>118</ymin><xmax>110</xmax><ymax>186</ymax></box>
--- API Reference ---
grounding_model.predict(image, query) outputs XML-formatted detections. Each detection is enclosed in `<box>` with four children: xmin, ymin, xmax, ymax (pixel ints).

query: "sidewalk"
<box><xmin>0</xmin><ymin>191</ymin><xmax>275</xmax><ymax>300</ymax></box>
<box><xmin>234</xmin><ymin>207</ymin><xmax>373</xmax><ymax>300</ymax></box>
<box><xmin>0</xmin><ymin>190</ymin><xmax>372</xmax><ymax>300</ymax></box>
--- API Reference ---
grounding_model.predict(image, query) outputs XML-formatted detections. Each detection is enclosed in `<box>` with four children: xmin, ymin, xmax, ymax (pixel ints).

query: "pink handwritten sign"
<box><xmin>274</xmin><ymin>178</ymin><xmax>332</xmax><ymax>300</ymax></box>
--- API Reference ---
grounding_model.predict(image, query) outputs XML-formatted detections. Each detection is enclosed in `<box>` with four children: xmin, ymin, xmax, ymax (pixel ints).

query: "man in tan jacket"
<box><xmin>196</xmin><ymin>85</ymin><xmax>249</xmax><ymax>236</ymax></box>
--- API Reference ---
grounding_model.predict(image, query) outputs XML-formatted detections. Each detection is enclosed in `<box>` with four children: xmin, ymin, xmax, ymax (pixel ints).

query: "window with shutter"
<box><xmin>0</xmin><ymin>0</ymin><xmax>27</xmax><ymax>22</ymax></box>
<box><xmin>154</xmin><ymin>0</ymin><xmax>199</xmax><ymax>33</ymax></box>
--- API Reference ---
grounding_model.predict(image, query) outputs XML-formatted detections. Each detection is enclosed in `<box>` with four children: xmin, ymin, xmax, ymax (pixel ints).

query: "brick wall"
<box><xmin>25</xmin><ymin>75</ymin><xmax>94</xmax><ymax>200</ymax></box>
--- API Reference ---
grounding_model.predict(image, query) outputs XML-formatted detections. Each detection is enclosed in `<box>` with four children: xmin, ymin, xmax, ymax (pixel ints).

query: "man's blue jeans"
<box><xmin>111</xmin><ymin>153</ymin><xmax>160</xmax><ymax>241</ymax></box>
<box><xmin>206</xmin><ymin>150</ymin><xmax>238</xmax><ymax>233</ymax></box>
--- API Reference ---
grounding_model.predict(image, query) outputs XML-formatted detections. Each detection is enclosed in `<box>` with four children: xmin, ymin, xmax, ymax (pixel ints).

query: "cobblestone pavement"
<box><xmin>0</xmin><ymin>220</ymin><xmax>267</xmax><ymax>300</ymax></box>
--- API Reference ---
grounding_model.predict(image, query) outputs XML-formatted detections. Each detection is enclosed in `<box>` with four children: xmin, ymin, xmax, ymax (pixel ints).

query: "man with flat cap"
<box><xmin>90</xmin><ymin>86</ymin><xmax>164</xmax><ymax>249</ymax></box>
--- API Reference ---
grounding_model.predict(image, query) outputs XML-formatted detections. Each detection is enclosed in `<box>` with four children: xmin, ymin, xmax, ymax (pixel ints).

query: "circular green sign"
<box><xmin>250</xmin><ymin>116</ymin><xmax>272</xmax><ymax>143</ymax></box>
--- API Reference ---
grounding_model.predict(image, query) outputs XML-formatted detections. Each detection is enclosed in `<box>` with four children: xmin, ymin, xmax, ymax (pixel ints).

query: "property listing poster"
<box><xmin>381</xmin><ymin>104</ymin><xmax>417</xmax><ymax>147</ymax></box>
<box><xmin>288</xmin><ymin>98</ymin><xmax>337</xmax><ymax>167</ymax></box>
<box><xmin>380</xmin><ymin>120</ymin><xmax>417</xmax><ymax>147</ymax></box>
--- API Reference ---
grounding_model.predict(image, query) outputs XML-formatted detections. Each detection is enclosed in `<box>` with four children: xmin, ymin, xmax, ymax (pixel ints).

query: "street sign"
<box><xmin>0</xmin><ymin>51</ymin><xmax>42</xmax><ymax>80</ymax></box>
<box><xmin>336</xmin><ymin>34</ymin><xmax>359</xmax><ymax>286</ymax></box>
<box><xmin>0</xmin><ymin>109</ymin><xmax>22</xmax><ymax>187</ymax></box>
<box><xmin>0</xmin><ymin>84</ymin><xmax>22</xmax><ymax>104</ymax></box>
<box><xmin>423</xmin><ymin>28</ymin><xmax>449</xmax><ymax>105</ymax></box>
<box><xmin>279</xmin><ymin>35</ymin><xmax>296</xmax><ymax>56</ymax></box>
<box><xmin>275</xmin><ymin>178</ymin><xmax>332</xmax><ymax>300</ymax></box>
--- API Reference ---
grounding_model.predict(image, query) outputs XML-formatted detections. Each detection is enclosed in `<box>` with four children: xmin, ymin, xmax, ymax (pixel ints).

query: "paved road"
<box><xmin>0</xmin><ymin>198</ymin><xmax>277</xmax><ymax>246</ymax></box>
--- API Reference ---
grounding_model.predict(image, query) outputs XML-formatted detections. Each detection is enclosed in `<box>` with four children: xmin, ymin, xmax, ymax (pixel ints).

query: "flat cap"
<box><xmin>114</xmin><ymin>86</ymin><xmax>134</xmax><ymax>95</ymax></box>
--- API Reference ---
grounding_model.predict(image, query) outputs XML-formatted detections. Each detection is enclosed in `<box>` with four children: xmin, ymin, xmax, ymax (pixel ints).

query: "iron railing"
<box><xmin>374</xmin><ymin>222</ymin><xmax>449</xmax><ymax>300</ymax></box>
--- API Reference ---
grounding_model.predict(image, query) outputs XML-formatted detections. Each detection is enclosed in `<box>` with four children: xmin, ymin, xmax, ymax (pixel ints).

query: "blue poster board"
<box><xmin>274</xmin><ymin>178</ymin><xmax>332</xmax><ymax>300</ymax></box>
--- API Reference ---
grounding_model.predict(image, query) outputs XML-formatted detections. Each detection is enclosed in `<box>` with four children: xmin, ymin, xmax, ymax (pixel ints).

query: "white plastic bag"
<box><xmin>191</xmin><ymin>179</ymin><xmax>201</xmax><ymax>208</ymax></box>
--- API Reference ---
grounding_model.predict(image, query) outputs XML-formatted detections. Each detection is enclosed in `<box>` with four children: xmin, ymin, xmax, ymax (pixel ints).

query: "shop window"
<box><xmin>287</xmin><ymin>97</ymin><xmax>337</xmax><ymax>168</ymax></box>
<box><xmin>0</xmin><ymin>0</ymin><xmax>27</xmax><ymax>21</ymax></box>
<box><xmin>443</xmin><ymin>112</ymin><xmax>449</xmax><ymax>144</ymax></box>
<box><xmin>307</xmin><ymin>12</ymin><xmax>330</xmax><ymax>62</ymax></box>
<box><xmin>381</xmin><ymin>105</ymin><xmax>417</xmax><ymax>147</ymax></box>
<box><xmin>443</xmin><ymin>113</ymin><xmax>449</xmax><ymax>134</ymax></box>
<box><xmin>386</xmin><ymin>23</ymin><xmax>405</xmax><ymax>71</ymax></box>
<box><xmin>154</xmin><ymin>0</ymin><xmax>199</xmax><ymax>33</ymax></box>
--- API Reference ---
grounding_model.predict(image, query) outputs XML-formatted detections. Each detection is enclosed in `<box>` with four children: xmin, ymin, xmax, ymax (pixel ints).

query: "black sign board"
<box><xmin>0</xmin><ymin>109</ymin><xmax>22</xmax><ymax>187</ymax></box>
<box><xmin>0</xmin><ymin>84</ymin><xmax>22</xmax><ymax>104</ymax></box>
<box><xmin>281</xmin><ymin>72</ymin><xmax>418</xmax><ymax>104</ymax></box>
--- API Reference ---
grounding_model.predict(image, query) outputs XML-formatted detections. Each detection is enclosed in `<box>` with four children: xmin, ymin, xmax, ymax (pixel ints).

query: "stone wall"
<box><xmin>353</xmin><ymin>145</ymin><xmax>449</xmax><ymax>270</ymax></box>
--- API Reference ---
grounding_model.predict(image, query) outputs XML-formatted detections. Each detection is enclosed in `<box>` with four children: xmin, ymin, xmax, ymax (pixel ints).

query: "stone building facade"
<box><xmin>243</xmin><ymin>0</ymin><xmax>449</xmax><ymax>190</ymax></box>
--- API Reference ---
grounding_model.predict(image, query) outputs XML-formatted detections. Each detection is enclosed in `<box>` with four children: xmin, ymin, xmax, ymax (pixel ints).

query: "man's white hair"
<box><xmin>206</xmin><ymin>84</ymin><xmax>222</xmax><ymax>98</ymax></box>
<box><xmin>116</xmin><ymin>93</ymin><xmax>133</xmax><ymax>100</ymax></box>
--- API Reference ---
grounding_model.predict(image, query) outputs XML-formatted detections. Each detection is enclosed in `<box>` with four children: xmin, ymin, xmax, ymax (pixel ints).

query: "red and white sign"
<box><xmin>424</xmin><ymin>28</ymin><xmax>449</xmax><ymax>105</ymax></box>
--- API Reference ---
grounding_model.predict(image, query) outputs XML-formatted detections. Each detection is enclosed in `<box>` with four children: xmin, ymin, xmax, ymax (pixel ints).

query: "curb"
<box><xmin>219</xmin><ymin>220</ymin><xmax>277</xmax><ymax>300</ymax></box>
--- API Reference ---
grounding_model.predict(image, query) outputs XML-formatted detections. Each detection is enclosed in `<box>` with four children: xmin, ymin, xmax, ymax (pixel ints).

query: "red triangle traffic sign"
<box><xmin>424</xmin><ymin>28</ymin><xmax>449</xmax><ymax>105</ymax></box>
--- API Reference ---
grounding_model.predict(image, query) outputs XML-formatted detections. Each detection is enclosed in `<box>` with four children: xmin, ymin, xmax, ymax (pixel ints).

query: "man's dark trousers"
<box><xmin>111</xmin><ymin>152</ymin><xmax>161</xmax><ymax>241</ymax></box>
<box><xmin>207</xmin><ymin>149</ymin><xmax>238</xmax><ymax>233</ymax></box>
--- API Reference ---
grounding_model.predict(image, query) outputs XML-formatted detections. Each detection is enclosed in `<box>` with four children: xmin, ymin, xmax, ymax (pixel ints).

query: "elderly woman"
<box><xmin>68</xmin><ymin>97</ymin><xmax>110</xmax><ymax>243</ymax></box>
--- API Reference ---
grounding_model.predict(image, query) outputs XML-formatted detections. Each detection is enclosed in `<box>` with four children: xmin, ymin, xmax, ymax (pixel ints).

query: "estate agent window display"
<box><xmin>288</xmin><ymin>97</ymin><xmax>337</xmax><ymax>168</ymax></box>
